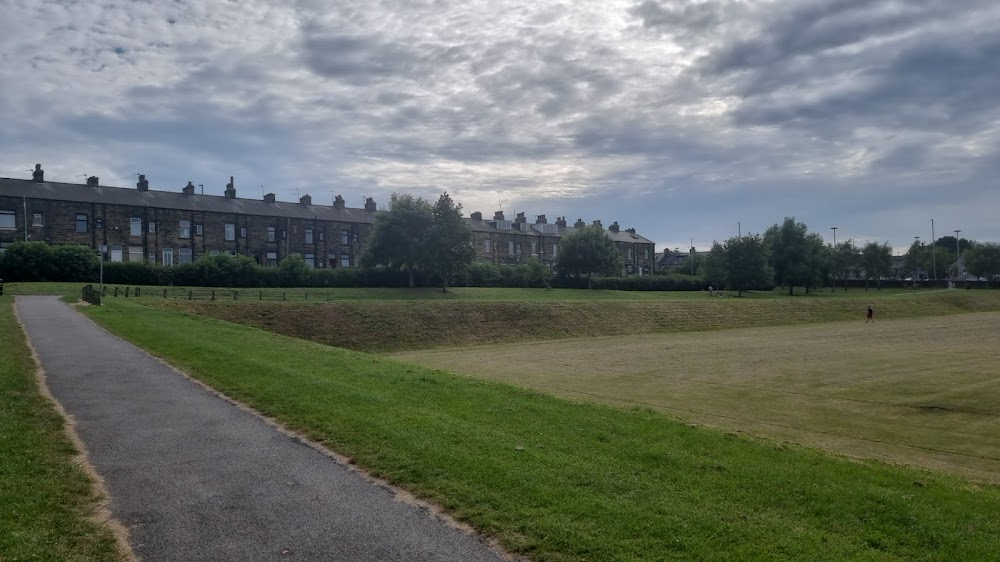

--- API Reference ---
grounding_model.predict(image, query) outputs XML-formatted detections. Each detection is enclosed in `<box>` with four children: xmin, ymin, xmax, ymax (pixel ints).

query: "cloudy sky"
<box><xmin>2</xmin><ymin>0</ymin><xmax>998</xmax><ymax>253</ymax></box>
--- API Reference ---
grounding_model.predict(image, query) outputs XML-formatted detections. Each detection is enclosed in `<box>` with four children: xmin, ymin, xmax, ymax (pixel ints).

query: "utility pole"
<box><xmin>831</xmin><ymin>227</ymin><xmax>838</xmax><ymax>292</ymax></box>
<box><xmin>954</xmin><ymin>229</ymin><xmax>961</xmax><ymax>283</ymax></box>
<box><xmin>690</xmin><ymin>238</ymin><xmax>695</xmax><ymax>276</ymax></box>
<box><xmin>931</xmin><ymin>218</ymin><xmax>936</xmax><ymax>280</ymax></box>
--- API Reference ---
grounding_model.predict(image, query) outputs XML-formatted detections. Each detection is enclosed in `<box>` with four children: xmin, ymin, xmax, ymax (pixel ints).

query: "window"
<box><xmin>495</xmin><ymin>220</ymin><xmax>511</xmax><ymax>230</ymax></box>
<box><xmin>340</xmin><ymin>254</ymin><xmax>351</xmax><ymax>268</ymax></box>
<box><xmin>148</xmin><ymin>221</ymin><xmax>156</xmax><ymax>233</ymax></box>
<box><xmin>179</xmin><ymin>220</ymin><xmax>191</xmax><ymax>239</ymax></box>
<box><xmin>319</xmin><ymin>232</ymin><xmax>324</xmax><ymax>242</ymax></box>
<box><xmin>128</xmin><ymin>246</ymin><xmax>143</xmax><ymax>262</ymax></box>
<box><xmin>508</xmin><ymin>241</ymin><xmax>515</xmax><ymax>255</ymax></box>
<box><xmin>162</xmin><ymin>248</ymin><xmax>174</xmax><ymax>266</ymax></box>
<box><xmin>305</xmin><ymin>228</ymin><xmax>314</xmax><ymax>244</ymax></box>
<box><xmin>147</xmin><ymin>251</ymin><xmax>156</xmax><ymax>264</ymax></box>
<box><xmin>304</xmin><ymin>253</ymin><xmax>315</xmax><ymax>268</ymax></box>
<box><xmin>553</xmin><ymin>242</ymin><xmax>558</xmax><ymax>258</ymax></box>
<box><xmin>96</xmin><ymin>218</ymin><xmax>104</xmax><ymax>230</ymax></box>
<box><xmin>0</xmin><ymin>242</ymin><xmax>10</xmax><ymax>254</ymax></box>
<box><xmin>267</xmin><ymin>227</ymin><xmax>276</xmax><ymax>242</ymax></box>
<box><xmin>240</xmin><ymin>227</ymin><xmax>247</xmax><ymax>238</ymax></box>
<box><xmin>225</xmin><ymin>224</ymin><xmax>235</xmax><ymax>241</ymax></box>
<box><xmin>540</xmin><ymin>223</ymin><xmax>558</xmax><ymax>234</ymax></box>
<box><xmin>531</xmin><ymin>241</ymin><xmax>538</xmax><ymax>256</ymax></box>
<box><xmin>75</xmin><ymin>214</ymin><xmax>88</xmax><ymax>233</ymax></box>
<box><xmin>266</xmin><ymin>252</ymin><xmax>278</xmax><ymax>266</ymax></box>
<box><xmin>341</xmin><ymin>230</ymin><xmax>349</xmax><ymax>245</ymax></box>
<box><xmin>484</xmin><ymin>239</ymin><xmax>492</xmax><ymax>254</ymax></box>
<box><xmin>178</xmin><ymin>248</ymin><xmax>192</xmax><ymax>264</ymax></box>
<box><xmin>130</xmin><ymin>217</ymin><xmax>142</xmax><ymax>236</ymax></box>
<box><xmin>209</xmin><ymin>250</ymin><xmax>221</xmax><ymax>256</ymax></box>
<box><xmin>0</xmin><ymin>210</ymin><xmax>14</xmax><ymax>230</ymax></box>
<box><xmin>628</xmin><ymin>248</ymin><xmax>634</xmax><ymax>259</ymax></box>
<box><xmin>110</xmin><ymin>245</ymin><xmax>123</xmax><ymax>263</ymax></box>
<box><xmin>32</xmin><ymin>213</ymin><xmax>43</xmax><ymax>226</ymax></box>
<box><xmin>195</xmin><ymin>224</ymin><xmax>203</xmax><ymax>236</ymax></box>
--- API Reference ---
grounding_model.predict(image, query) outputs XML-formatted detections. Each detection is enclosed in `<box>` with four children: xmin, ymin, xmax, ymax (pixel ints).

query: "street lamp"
<box><xmin>690</xmin><ymin>238</ymin><xmax>695</xmax><ymax>276</ymax></box>
<box><xmin>954</xmin><ymin>229</ymin><xmax>961</xmax><ymax>282</ymax></box>
<box><xmin>830</xmin><ymin>227</ymin><xmax>838</xmax><ymax>292</ymax></box>
<box><xmin>99</xmin><ymin>244</ymin><xmax>107</xmax><ymax>304</ymax></box>
<box><xmin>931</xmin><ymin>219</ymin><xmax>936</xmax><ymax>280</ymax></box>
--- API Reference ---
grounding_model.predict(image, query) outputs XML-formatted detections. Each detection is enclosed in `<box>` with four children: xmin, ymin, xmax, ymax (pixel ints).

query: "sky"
<box><xmin>2</xmin><ymin>0</ymin><xmax>998</xmax><ymax>254</ymax></box>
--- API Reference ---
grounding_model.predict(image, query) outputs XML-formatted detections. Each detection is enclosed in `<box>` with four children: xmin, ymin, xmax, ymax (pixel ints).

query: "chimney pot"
<box><xmin>535</xmin><ymin>214</ymin><xmax>547</xmax><ymax>224</ymax></box>
<box><xmin>225</xmin><ymin>176</ymin><xmax>236</xmax><ymax>199</ymax></box>
<box><xmin>300</xmin><ymin>194</ymin><xmax>312</xmax><ymax>206</ymax></box>
<box><xmin>264</xmin><ymin>192</ymin><xmax>276</xmax><ymax>203</ymax></box>
<box><xmin>574</xmin><ymin>218</ymin><xmax>586</xmax><ymax>228</ymax></box>
<box><xmin>493</xmin><ymin>211</ymin><xmax>505</xmax><ymax>221</ymax></box>
<box><xmin>609</xmin><ymin>221</ymin><xmax>619</xmax><ymax>233</ymax></box>
<box><xmin>471</xmin><ymin>211</ymin><xmax>483</xmax><ymax>221</ymax></box>
<box><xmin>86</xmin><ymin>176</ymin><xmax>99</xmax><ymax>188</ymax></box>
<box><xmin>364</xmin><ymin>197</ymin><xmax>377</xmax><ymax>212</ymax></box>
<box><xmin>333</xmin><ymin>195</ymin><xmax>346</xmax><ymax>209</ymax></box>
<box><xmin>592</xmin><ymin>219</ymin><xmax>603</xmax><ymax>229</ymax></box>
<box><xmin>182</xmin><ymin>181</ymin><xmax>196</xmax><ymax>195</ymax></box>
<box><xmin>32</xmin><ymin>163</ymin><xmax>44</xmax><ymax>182</ymax></box>
<box><xmin>137</xmin><ymin>174</ymin><xmax>149</xmax><ymax>191</ymax></box>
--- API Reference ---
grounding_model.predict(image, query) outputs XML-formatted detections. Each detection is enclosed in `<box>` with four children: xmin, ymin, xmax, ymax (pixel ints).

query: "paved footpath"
<box><xmin>16</xmin><ymin>296</ymin><xmax>508</xmax><ymax>562</ymax></box>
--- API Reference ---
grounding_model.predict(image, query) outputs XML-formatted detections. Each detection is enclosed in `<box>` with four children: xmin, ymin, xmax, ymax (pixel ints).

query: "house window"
<box><xmin>179</xmin><ymin>220</ymin><xmax>191</xmax><ymax>239</ymax></box>
<box><xmin>495</xmin><ymin>220</ymin><xmax>511</xmax><ymax>230</ymax></box>
<box><xmin>110</xmin><ymin>245</ymin><xmax>123</xmax><ymax>263</ymax></box>
<box><xmin>305</xmin><ymin>228</ymin><xmax>314</xmax><ymax>244</ymax></box>
<box><xmin>341</xmin><ymin>230</ymin><xmax>349</xmax><ymax>245</ymax></box>
<box><xmin>266</xmin><ymin>252</ymin><xmax>278</xmax><ymax>266</ymax></box>
<box><xmin>340</xmin><ymin>254</ymin><xmax>351</xmax><ymax>268</ymax></box>
<box><xmin>128</xmin><ymin>246</ymin><xmax>143</xmax><ymax>262</ymax></box>
<box><xmin>508</xmin><ymin>241</ymin><xmax>515</xmax><ymax>255</ymax></box>
<box><xmin>32</xmin><ymin>213</ymin><xmax>43</xmax><ymax>226</ymax></box>
<box><xmin>553</xmin><ymin>243</ymin><xmax>558</xmax><ymax>258</ymax></box>
<box><xmin>225</xmin><ymin>224</ymin><xmax>235</xmax><ymax>241</ymax></box>
<box><xmin>96</xmin><ymin>218</ymin><xmax>104</xmax><ymax>230</ymax></box>
<box><xmin>644</xmin><ymin>248</ymin><xmax>650</xmax><ymax>259</ymax></box>
<box><xmin>0</xmin><ymin>210</ymin><xmax>14</xmax><ymax>229</ymax></box>
<box><xmin>178</xmin><ymin>248</ymin><xmax>193</xmax><ymax>264</ymax></box>
<box><xmin>240</xmin><ymin>227</ymin><xmax>247</xmax><ymax>238</ymax></box>
<box><xmin>75</xmin><ymin>214</ymin><xmax>88</xmax><ymax>233</ymax></box>
<box><xmin>1</xmin><ymin>242</ymin><xmax>11</xmax><ymax>254</ymax></box>
<box><xmin>281</xmin><ymin>230</ymin><xmax>287</xmax><ymax>240</ymax></box>
<box><xmin>304</xmin><ymin>253</ymin><xmax>315</xmax><ymax>268</ymax></box>
<box><xmin>484</xmin><ymin>239</ymin><xmax>492</xmax><ymax>254</ymax></box>
<box><xmin>162</xmin><ymin>248</ymin><xmax>174</xmax><ymax>266</ymax></box>
<box><xmin>628</xmin><ymin>248</ymin><xmax>634</xmax><ymax>259</ymax></box>
<box><xmin>130</xmin><ymin>217</ymin><xmax>142</xmax><ymax>236</ymax></box>
<box><xmin>195</xmin><ymin>224</ymin><xmax>203</xmax><ymax>236</ymax></box>
<box><xmin>319</xmin><ymin>232</ymin><xmax>325</xmax><ymax>242</ymax></box>
<box><xmin>531</xmin><ymin>241</ymin><xmax>538</xmax><ymax>256</ymax></box>
<box><xmin>147</xmin><ymin>251</ymin><xmax>156</xmax><ymax>263</ymax></box>
<box><xmin>148</xmin><ymin>221</ymin><xmax>156</xmax><ymax>233</ymax></box>
<box><xmin>267</xmin><ymin>227</ymin><xmax>276</xmax><ymax>242</ymax></box>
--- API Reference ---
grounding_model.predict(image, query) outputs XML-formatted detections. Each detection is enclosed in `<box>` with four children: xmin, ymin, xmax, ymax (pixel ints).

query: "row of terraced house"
<box><xmin>0</xmin><ymin>166</ymin><xmax>657</xmax><ymax>275</ymax></box>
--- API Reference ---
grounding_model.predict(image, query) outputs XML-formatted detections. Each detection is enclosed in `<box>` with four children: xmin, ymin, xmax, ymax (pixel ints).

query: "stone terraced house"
<box><xmin>1</xmin><ymin>165</ymin><xmax>656</xmax><ymax>275</ymax></box>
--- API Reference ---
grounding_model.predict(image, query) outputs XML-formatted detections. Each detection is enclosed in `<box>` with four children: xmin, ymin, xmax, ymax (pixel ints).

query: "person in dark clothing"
<box><xmin>866</xmin><ymin>306</ymin><xmax>874</xmax><ymax>323</ymax></box>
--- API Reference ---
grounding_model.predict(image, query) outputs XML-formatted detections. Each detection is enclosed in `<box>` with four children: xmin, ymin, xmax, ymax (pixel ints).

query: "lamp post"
<box><xmin>690</xmin><ymin>238</ymin><xmax>695</xmax><ymax>276</ymax></box>
<box><xmin>954</xmin><ymin>229</ymin><xmax>961</xmax><ymax>283</ymax></box>
<box><xmin>931</xmin><ymin>218</ymin><xmax>936</xmax><ymax>280</ymax></box>
<box><xmin>830</xmin><ymin>227</ymin><xmax>838</xmax><ymax>292</ymax></box>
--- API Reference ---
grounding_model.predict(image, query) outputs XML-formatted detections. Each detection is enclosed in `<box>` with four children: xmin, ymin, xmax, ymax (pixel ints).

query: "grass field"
<box><xmin>395</xmin><ymin>313</ymin><xmax>1000</xmax><ymax>483</ymax></box>
<box><xmin>78</xmin><ymin>298</ymin><xmax>1000</xmax><ymax>561</ymax></box>
<box><xmin>0</xmin><ymin>296</ymin><xmax>125</xmax><ymax>561</ymax></box>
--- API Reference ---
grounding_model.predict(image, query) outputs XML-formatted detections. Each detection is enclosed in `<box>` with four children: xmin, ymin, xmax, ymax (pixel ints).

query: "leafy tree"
<box><xmin>722</xmin><ymin>234</ymin><xmax>772</xmax><ymax>297</ymax></box>
<box><xmin>903</xmin><ymin>240</ymin><xmax>926</xmax><ymax>278</ymax></box>
<box><xmin>50</xmin><ymin>245</ymin><xmax>99</xmax><ymax>282</ymax></box>
<box><xmin>800</xmin><ymin>233</ymin><xmax>831</xmax><ymax>294</ymax></box>
<box><xmin>703</xmin><ymin>242</ymin><xmax>726</xmax><ymax>288</ymax></box>
<box><xmin>362</xmin><ymin>193</ymin><xmax>433</xmax><ymax>287</ymax></box>
<box><xmin>830</xmin><ymin>241</ymin><xmax>858</xmax><ymax>291</ymax></box>
<box><xmin>556</xmin><ymin>225</ymin><xmax>622</xmax><ymax>288</ymax></box>
<box><xmin>764</xmin><ymin>217</ymin><xmax>819</xmax><ymax>295</ymax></box>
<box><xmin>0</xmin><ymin>241</ymin><xmax>54</xmax><ymax>281</ymax></box>
<box><xmin>425</xmin><ymin>192</ymin><xmax>475</xmax><ymax>293</ymax></box>
<box><xmin>962</xmin><ymin>242</ymin><xmax>1000</xmax><ymax>287</ymax></box>
<box><xmin>278</xmin><ymin>254</ymin><xmax>310</xmax><ymax>287</ymax></box>
<box><xmin>860</xmin><ymin>242</ymin><xmax>893</xmax><ymax>290</ymax></box>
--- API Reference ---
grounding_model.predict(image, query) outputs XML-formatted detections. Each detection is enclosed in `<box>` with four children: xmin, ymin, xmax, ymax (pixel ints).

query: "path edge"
<box><xmin>14</xmin><ymin>298</ymin><xmax>139</xmax><ymax>562</ymax></box>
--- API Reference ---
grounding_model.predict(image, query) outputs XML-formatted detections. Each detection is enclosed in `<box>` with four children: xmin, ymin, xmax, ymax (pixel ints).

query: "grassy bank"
<box><xmin>83</xmin><ymin>299</ymin><xmax>1000</xmax><ymax>561</ymax></box>
<box><xmin>158</xmin><ymin>289</ymin><xmax>1000</xmax><ymax>352</ymax></box>
<box><xmin>0</xmin><ymin>297</ymin><xmax>124</xmax><ymax>561</ymax></box>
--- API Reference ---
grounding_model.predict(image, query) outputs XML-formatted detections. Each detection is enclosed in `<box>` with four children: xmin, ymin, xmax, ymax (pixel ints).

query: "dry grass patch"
<box><xmin>395</xmin><ymin>312</ymin><xmax>1000</xmax><ymax>483</ymax></box>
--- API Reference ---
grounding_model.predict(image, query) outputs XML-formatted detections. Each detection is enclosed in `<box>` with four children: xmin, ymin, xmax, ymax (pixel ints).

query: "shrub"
<box><xmin>51</xmin><ymin>245</ymin><xmax>100</xmax><ymax>282</ymax></box>
<box><xmin>0</xmin><ymin>241</ymin><xmax>55</xmax><ymax>281</ymax></box>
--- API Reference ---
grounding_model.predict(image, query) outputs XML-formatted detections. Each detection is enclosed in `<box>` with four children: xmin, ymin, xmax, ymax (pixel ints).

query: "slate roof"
<box><xmin>0</xmin><ymin>178</ymin><xmax>376</xmax><ymax>224</ymax></box>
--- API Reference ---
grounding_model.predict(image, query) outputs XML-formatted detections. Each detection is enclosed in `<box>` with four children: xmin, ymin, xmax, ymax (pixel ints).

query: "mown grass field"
<box><xmin>396</xmin><ymin>312</ymin><xmax>1000</xmax><ymax>483</ymax></box>
<box><xmin>0</xmin><ymin>296</ymin><xmax>124</xmax><ymax>561</ymax></box>
<box><xmin>78</xmin><ymin>298</ymin><xmax>1000</xmax><ymax>561</ymax></box>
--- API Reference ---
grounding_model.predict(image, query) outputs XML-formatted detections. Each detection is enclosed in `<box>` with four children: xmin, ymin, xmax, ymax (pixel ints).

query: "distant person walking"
<box><xmin>866</xmin><ymin>306</ymin><xmax>874</xmax><ymax>323</ymax></box>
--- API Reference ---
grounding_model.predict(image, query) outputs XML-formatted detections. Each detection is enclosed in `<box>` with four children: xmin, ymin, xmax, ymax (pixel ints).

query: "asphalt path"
<box><xmin>16</xmin><ymin>296</ymin><xmax>508</xmax><ymax>562</ymax></box>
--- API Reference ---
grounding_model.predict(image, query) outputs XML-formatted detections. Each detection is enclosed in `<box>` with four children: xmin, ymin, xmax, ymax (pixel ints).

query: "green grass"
<box><xmin>155</xmin><ymin>289</ymin><xmax>1000</xmax><ymax>352</ymax></box>
<box><xmin>82</xmin><ymin>299</ymin><xmax>1000</xmax><ymax>561</ymax></box>
<box><xmin>0</xmin><ymin>297</ymin><xmax>124</xmax><ymax>561</ymax></box>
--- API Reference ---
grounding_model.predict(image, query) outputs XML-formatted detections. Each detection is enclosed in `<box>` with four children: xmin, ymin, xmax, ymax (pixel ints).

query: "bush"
<box><xmin>0</xmin><ymin>241</ymin><xmax>54</xmax><ymax>281</ymax></box>
<box><xmin>51</xmin><ymin>245</ymin><xmax>100</xmax><ymax>282</ymax></box>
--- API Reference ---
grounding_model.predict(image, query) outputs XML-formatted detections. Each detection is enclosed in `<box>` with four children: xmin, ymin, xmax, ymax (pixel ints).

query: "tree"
<box><xmin>764</xmin><ymin>217</ymin><xmax>819</xmax><ymax>295</ymax></box>
<box><xmin>361</xmin><ymin>194</ymin><xmax>433</xmax><ymax>287</ymax></box>
<box><xmin>903</xmin><ymin>240</ymin><xmax>926</xmax><ymax>279</ymax></box>
<box><xmin>799</xmin><ymin>233</ymin><xmax>831</xmax><ymax>294</ymax></box>
<box><xmin>962</xmin><ymin>242</ymin><xmax>1000</xmax><ymax>287</ymax></box>
<box><xmin>425</xmin><ymin>192</ymin><xmax>475</xmax><ymax>293</ymax></box>
<box><xmin>703</xmin><ymin>242</ymin><xmax>727</xmax><ymax>288</ymax></box>
<box><xmin>722</xmin><ymin>234</ymin><xmax>772</xmax><ymax>297</ymax></box>
<box><xmin>860</xmin><ymin>241</ymin><xmax>892</xmax><ymax>290</ymax></box>
<box><xmin>556</xmin><ymin>225</ymin><xmax>622</xmax><ymax>288</ymax></box>
<box><xmin>830</xmin><ymin>241</ymin><xmax>859</xmax><ymax>291</ymax></box>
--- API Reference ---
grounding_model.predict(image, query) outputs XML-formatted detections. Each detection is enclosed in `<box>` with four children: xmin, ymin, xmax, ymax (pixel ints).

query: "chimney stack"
<box><xmin>300</xmin><ymin>194</ymin><xmax>312</xmax><ymax>206</ymax></box>
<box><xmin>137</xmin><ymin>174</ymin><xmax>149</xmax><ymax>192</ymax></box>
<box><xmin>535</xmin><ymin>214</ymin><xmax>547</xmax><ymax>224</ymax></box>
<box><xmin>574</xmin><ymin>218</ymin><xmax>586</xmax><ymax>228</ymax></box>
<box><xmin>592</xmin><ymin>219</ymin><xmax>603</xmax><ymax>229</ymax></box>
<box><xmin>515</xmin><ymin>212</ymin><xmax>527</xmax><ymax>224</ymax></box>
<box><xmin>471</xmin><ymin>211</ymin><xmax>483</xmax><ymax>221</ymax></box>
<box><xmin>225</xmin><ymin>176</ymin><xmax>236</xmax><ymax>199</ymax></box>
<box><xmin>609</xmin><ymin>221</ymin><xmax>619</xmax><ymax>233</ymax></box>
<box><xmin>494</xmin><ymin>211</ymin><xmax>505</xmax><ymax>221</ymax></box>
<box><xmin>86</xmin><ymin>176</ymin><xmax>100</xmax><ymax>188</ymax></box>
<box><xmin>626</xmin><ymin>227</ymin><xmax>636</xmax><ymax>234</ymax></box>
<box><xmin>32</xmin><ymin>163</ymin><xmax>44</xmax><ymax>183</ymax></box>
<box><xmin>264</xmin><ymin>193</ymin><xmax>276</xmax><ymax>203</ymax></box>
<box><xmin>182</xmin><ymin>181</ymin><xmax>196</xmax><ymax>195</ymax></box>
<box><xmin>364</xmin><ymin>197</ymin><xmax>377</xmax><ymax>212</ymax></box>
<box><xmin>333</xmin><ymin>195</ymin><xmax>346</xmax><ymax>209</ymax></box>
<box><xmin>555</xmin><ymin>217</ymin><xmax>567</xmax><ymax>228</ymax></box>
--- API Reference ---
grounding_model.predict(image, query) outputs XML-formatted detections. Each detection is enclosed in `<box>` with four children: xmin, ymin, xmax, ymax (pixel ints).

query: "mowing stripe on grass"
<box><xmin>82</xmin><ymin>298</ymin><xmax>1000</xmax><ymax>562</ymax></box>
